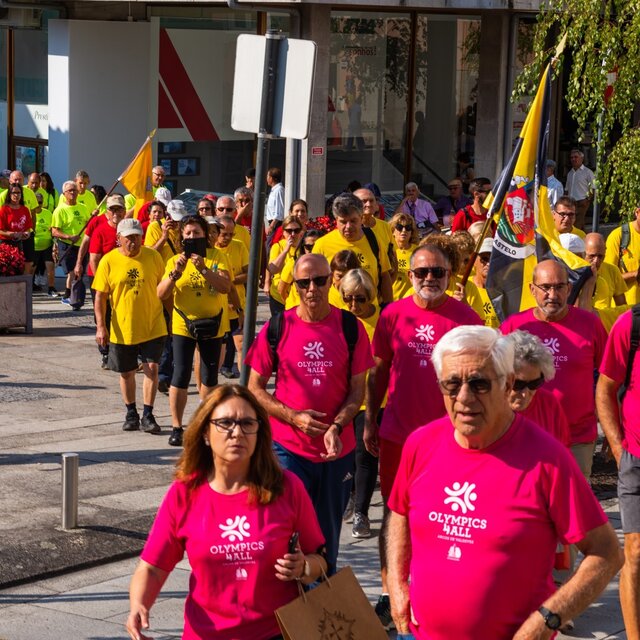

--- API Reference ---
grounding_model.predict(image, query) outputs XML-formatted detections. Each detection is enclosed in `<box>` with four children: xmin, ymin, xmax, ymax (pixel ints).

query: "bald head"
<box><xmin>9</xmin><ymin>171</ymin><xmax>24</xmax><ymax>186</ymax></box>
<box><xmin>27</xmin><ymin>173</ymin><xmax>40</xmax><ymax>191</ymax></box>
<box><xmin>584</xmin><ymin>232</ymin><xmax>606</xmax><ymax>270</ymax></box>
<box><xmin>293</xmin><ymin>253</ymin><xmax>330</xmax><ymax>279</ymax></box>
<box><xmin>532</xmin><ymin>259</ymin><xmax>568</xmax><ymax>284</ymax></box>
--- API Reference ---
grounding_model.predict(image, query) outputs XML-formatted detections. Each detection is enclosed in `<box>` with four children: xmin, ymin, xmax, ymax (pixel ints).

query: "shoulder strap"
<box><xmin>340</xmin><ymin>309</ymin><xmax>359</xmax><ymax>376</ymax></box>
<box><xmin>623</xmin><ymin>305</ymin><xmax>640</xmax><ymax>396</ymax></box>
<box><xmin>362</xmin><ymin>226</ymin><xmax>382</xmax><ymax>293</ymax></box>
<box><xmin>267</xmin><ymin>311</ymin><xmax>285</xmax><ymax>373</ymax></box>
<box><xmin>619</xmin><ymin>222</ymin><xmax>631</xmax><ymax>270</ymax></box>
<box><xmin>166</xmin><ymin>237</ymin><xmax>178</xmax><ymax>255</ymax></box>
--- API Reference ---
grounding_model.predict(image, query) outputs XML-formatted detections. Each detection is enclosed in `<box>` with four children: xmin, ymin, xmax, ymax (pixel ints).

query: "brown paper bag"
<box><xmin>275</xmin><ymin>566</ymin><xmax>388</xmax><ymax>640</ymax></box>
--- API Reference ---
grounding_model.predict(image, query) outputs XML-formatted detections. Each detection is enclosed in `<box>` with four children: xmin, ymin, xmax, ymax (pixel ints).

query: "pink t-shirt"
<box><xmin>246</xmin><ymin>307</ymin><xmax>374</xmax><ymax>462</ymax></box>
<box><xmin>141</xmin><ymin>471</ymin><xmax>325</xmax><ymax>640</ymax></box>
<box><xmin>600</xmin><ymin>309</ymin><xmax>640</xmax><ymax>457</ymax></box>
<box><xmin>501</xmin><ymin>307</ymin><xmax>607</xmax><ymax>445</ymax></box>
<box><xmin>520</xmin><ymin>387</ymin><xmax>571</xmax><ymax>447</ymax></box>
<box><xmin>372</xmin><ymin>295</ymin><xmax>482</xmax><ymax>445</ymax></box>
<box><xmin>388</xmin><ymin>413</ymin><xmax>607</xmax><ymax>640</ymax></box>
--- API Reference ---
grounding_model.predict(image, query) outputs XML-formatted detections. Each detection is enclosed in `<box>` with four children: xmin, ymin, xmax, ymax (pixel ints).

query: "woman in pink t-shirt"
<box><xmin>507</xmin><ymin>330</ymin><xmax>571</xmax><ymax>446</ymax></box>
<box><xmin>126</xmin><ymin>385</ymin><xmax>327</xmax><ymax>640</ymax></box>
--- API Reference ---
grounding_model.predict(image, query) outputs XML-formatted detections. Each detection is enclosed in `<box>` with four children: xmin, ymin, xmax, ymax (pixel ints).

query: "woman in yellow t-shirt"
<box><xmin>157</xmin><ymin>215</ymin><xmax>231</xmax><ymax>447</ymax></box>
<box><xmin>390</xmin><ymin>212</ymin><xmax>418</xmax><ymax>300</ymax></box>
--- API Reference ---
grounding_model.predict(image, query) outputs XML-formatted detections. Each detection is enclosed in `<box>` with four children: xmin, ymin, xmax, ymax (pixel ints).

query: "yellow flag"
<box><xmin>119</xmin><ymin>130</ymin><xmax>156</xmax><ymax>216</ymax></box>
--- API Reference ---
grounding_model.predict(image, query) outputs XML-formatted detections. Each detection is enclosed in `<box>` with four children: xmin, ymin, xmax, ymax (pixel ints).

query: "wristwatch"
<box><xmin>331</xmin><ymin>422</ymin><xmax>343</xmax><ymax>436</ymax></box>
<box><xmin>538</xmin><ymin>606</ymin><xmax>561</xmax><ymax>630</ymax></box>
<box><xmin>200</xmin><ymin>267</ymin><xmax>209</xmax><ymax>276</ymax></box>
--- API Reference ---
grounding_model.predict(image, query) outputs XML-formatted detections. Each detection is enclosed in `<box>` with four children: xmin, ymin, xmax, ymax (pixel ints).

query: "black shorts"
<box><xmin>22</xmin><ymin>234</ymin><xmax>35</xmax><ymax>262</ymax></box>
<box><xmin>57</xmin><ymin>240</ymin><xmax>79</xmax><ymax>274</ymax></box>
<box><xmin>619</xmin><ymin>449</ymin><xmax>640</xmax><ymax>533</ymax></box>
<box><xmin>108</xmin><ymin>336</ymin><xmax>166</xmax><ymax>373</ymax></box>
<box><xmin>35</xmin><ymin>246</ymin><xmax>54</xmax><ymax>263</ymax></box>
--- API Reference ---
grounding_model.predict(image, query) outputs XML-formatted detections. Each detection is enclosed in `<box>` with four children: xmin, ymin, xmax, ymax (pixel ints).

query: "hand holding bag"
<box><xmin>275</xmin><ymin>566</ymin><xmax>388</xmax><ymax>640</ymax></box>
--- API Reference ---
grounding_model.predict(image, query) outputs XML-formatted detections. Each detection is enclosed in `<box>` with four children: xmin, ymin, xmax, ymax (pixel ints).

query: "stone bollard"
<box><xmin>61</xmin><ymin>452</ymin><xmax>79</xmax><ymax>530</ymax></box>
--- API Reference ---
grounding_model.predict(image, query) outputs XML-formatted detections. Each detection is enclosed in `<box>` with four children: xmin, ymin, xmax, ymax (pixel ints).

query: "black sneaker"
<box><xmin>48</xmin><ymin>287</ymin><xmax>58</xmax><ymax>298</ymax></box>
<box><xmin>157</xmin><ymin>379</ymin><xmax>169</xmax><ymax>393</ymax></box>
<box><xmin>352</xmin><ymin>512</ymin><xmax>371</xmax><ymax>538</ymax></box>
<box><xmin>141</xmin><ymin>414</ymin><xmax>161</xmax><ymax>434</ymax></box>
<box><xmin>122</xmin><ymin>410</ymin><xmax>140</xmax><ymax>431</ymax></box>
<box><xmin>220</xmin><ymin>366</ymin><xmax>234</xmax><ymax>379</ymax></box>
<box><xmin>374</xmin><ymin>594</ymin><xmax>394</xmax><ymax>630</ymax></box>
<box><xmin>168</xmin><ymin>427</ymin><xmax>183</xmax><ymax>446</ymax></box>
<box><xmin>100</xmin><ymin>354</ymin><xmax>109</xmax><ymax>370</ymax></box>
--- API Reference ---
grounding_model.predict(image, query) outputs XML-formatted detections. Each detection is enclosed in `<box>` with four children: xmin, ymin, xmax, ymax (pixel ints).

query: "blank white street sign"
<box><xmin>231</xmin><ymin>34</ymin><xmax>317</xmax><ymax>140</ymax></box>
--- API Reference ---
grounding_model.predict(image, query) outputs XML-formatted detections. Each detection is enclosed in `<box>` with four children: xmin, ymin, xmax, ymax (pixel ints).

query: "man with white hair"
<box><xmin>215</xmin><ymin>195</ymin><xmax>250</xmax><ymax>251</ymax></box>
<box><xmin>565</xmin><ymin>149</ymin><xmax>595</xmax><ymax>230</ymax></box>
<box><xmin>545</xmin><ymin>159</ymin><xmax>564</xmax><ymax>207</ymax></box>
<box><xmin>387</xmin><ymin>324</ymin><xmax>621</xmax><ymax>638</ymax></box>
<box><xmin>397</xmin><ymin>182</ymin><xmax>438</xmax><ymax>229</ymax></box>
<box><xmin>151</xmin><ymin>165</ymin><xmax>166</xmax><ymax>193</ymax></box>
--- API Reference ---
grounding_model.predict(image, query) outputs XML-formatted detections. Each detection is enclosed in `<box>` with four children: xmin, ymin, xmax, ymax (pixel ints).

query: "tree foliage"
<box><xmin>514</xmin><ymin>0</ymin><xmax>640</xmax><ymax>218</ymax></box>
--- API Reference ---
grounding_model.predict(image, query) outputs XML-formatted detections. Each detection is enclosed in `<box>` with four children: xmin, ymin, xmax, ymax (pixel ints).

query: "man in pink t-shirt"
<box><xmin>501</xmin><ymin>259</ymin><xmax>607</xmax><ymax>479</ymax></box>
<box><xmin>597</xmin><ymin>308</ymin><xmax>640</xmax><ymax>637</ymax></box>
<box><xmin>247</xmin><ymin>253</ymin><xmax>373</xmax><ymax>572</ymax></box>
<box><xmin>387</xmin><ymin>325</ymin><xmax>621</xmax><ymax>639</ymax></box>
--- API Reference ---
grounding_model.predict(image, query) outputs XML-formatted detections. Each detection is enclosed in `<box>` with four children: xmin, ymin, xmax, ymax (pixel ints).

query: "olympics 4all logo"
<box><xmin>304</xmin><ymin>341</ymin><xmax>325</xmax><ymax>359</ymax></box>
<box><xmin>220</xmin><ymin>515</ymin><xmax>251</xmax><ymax>542</ymax></box>
<box><xmin>542</xmin><ymin>337</ymin><xmax>561</xmax><ymax>355</ymax></box>
<box><xmin>444</xmin><ymin>481</ymin><xmax>477</xmax><ymax>514</ymax></box>
<box><xmin>415</xmin><ymin>324</ymin><xmax>435</xmax><ymax>342</ymax></box>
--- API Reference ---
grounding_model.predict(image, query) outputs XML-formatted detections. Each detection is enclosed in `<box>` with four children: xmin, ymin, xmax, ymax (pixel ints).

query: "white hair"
<box><xmin>432</xmin><ymin>326</ymin><xmax>515</xmax><ymax>380</ymax></box>
<box><xmin>507</xmin><ymin>330</ymin><xmax>556</xmax><ymax>381</ymax></box>
<box><xmin>62</xmin><ymin>180</ymin><xmax>75</xmax><ymax>192</ymax></box>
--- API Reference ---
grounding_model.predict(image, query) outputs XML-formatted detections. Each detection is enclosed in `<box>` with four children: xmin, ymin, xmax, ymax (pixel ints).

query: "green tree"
<box><xmin>514</xmin><ymin>1</ymin><xmax>640</xmax><ymax>219</ymax></box>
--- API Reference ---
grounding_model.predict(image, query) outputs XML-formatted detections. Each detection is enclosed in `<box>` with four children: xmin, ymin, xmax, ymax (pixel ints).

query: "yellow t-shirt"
<box><xmin>269</xmin><ymin>239</ymin><xmax>297</xmax><ymax>304</ymax></box>
<box><xmin>605</xmin><ymin>223</ymin><xmax>640</xmax><ymax>305</ymax></box>
<box><xmin>476</xmin><ymin>284</ymin><xmax>500</xmax><ymax>328</ymax></box>
<box><xmin>446</xmin><ymin>276</ymin><xmax>484</xmax><ymax>320</ymax></box>
<box><xmin>217</xmin><ymin>239</ymin><xmax>249</xmax><ymax>320</ymax></box>
<box><xmin>593</xmin><ymin>261</ymin><xmax>627</xmax><ymax>309</ymax></box>
<box><xmin>281</xmin><ymin>265</ymin><xmax>345</xmax><ymax>311</ymax></box>
<box><xmin>312</xmin><ymin>229</ymin><xmax>391</xmax><ymax>290</ymax></box>
<box><xmin>393</xmin><ymin>244</ymin><xmax>417</xmax><ymax>301</ymax></box>
<box><xmin>37</xmin><ymin>188</ymin><xmax>59</xmax><ymax>213</ymax></box>
<box><xmin>144</xmin><ymin>220</ymin><xmax>182</xmax><ymax>264</ymax></box>
<box><xmin>58</xmin><ymin>190</ymin><xmax>97</xmax><ymax>213</ymax></box>
<box><xmin>164</xmin><ymin>248</ymin><xmax>230</xmax><ymax>339</ymax></box>
<box><xmin>571</xmin><ymin>226</ymin><xmax>586</xmax><ymax>240</ymax></box>
<box><xmin>34</xmin><ymin>208</ymin><xmax>53</xmax><ymax>252</ymax></box>
<box><xmin>124</xmin><ymin>193</ymin><xmax>137</xmax><ymax>212</ymax></box>
<box><xmin>92</xmin><ymin>246</ymin><xmax>167</xmax><ymax>345</ymax></box>
<box><xmin>0</xmin><ymin>186</ymin><xmax>38</xmax><ymax>212</ymax></box>
<box><xmin>233</xmin><ymin>223</ymin><xmax>251</xmax><ymax>252</ymax></box>
<box><xmin>51</xmin><ymin>202</ymin><xmax>91</xmax><ymax>246</ymax></box>
<box><xmin>357</xmin><ymin>307</ymin><xmax>387</xmax><ymax>410</ymax></box>
<box><xmin>368</xmin><ymin>220</ymin><xmax>393</xmax><ymax>256</ymax></box>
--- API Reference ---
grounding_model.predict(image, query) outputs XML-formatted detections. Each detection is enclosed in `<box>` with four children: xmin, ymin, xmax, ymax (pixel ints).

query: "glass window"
<box><xmin>0</xmin><ymin>29</ymin><xmax>7</xmax><ymax>168</ymax></box>
<box><xmin>327</xmin><ymin>11</ymin><xmax>411</xmax><ymax>199</ymax></box>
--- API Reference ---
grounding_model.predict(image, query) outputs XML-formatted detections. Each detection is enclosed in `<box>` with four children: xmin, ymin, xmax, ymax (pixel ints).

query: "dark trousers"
<box><xmin>158</xmin><ymin>308</ymin><xmax>173</xmax><ymax>384</ymax></box>
<box><xmin>90</xmin><ymin>284</ymin><xmax>111</xmax><ymax>357</ymax></box>
<box><xmin>222</xmin><ymin>317</ymin><xmax>240</xmax><ymax>369</ymax></box>
<box><xmin>354</xmin><ymin>409</ymin><xmax>382</xmax><ymax>516</ymax></box>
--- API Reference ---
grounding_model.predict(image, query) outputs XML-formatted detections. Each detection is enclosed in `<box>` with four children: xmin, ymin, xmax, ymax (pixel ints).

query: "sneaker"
<box><xmin>48</xmin><ymin>287</ymin><xmax>58</xmax><ymax>298</ymax></box>
<box><xmin>61</xmin><ymin>297</ymin><xmax>71</xmax><ymax>305</ymax></box>
<box><xmin>168</xmin><ymin>427</ymin><xmax>183</xmax><ymax>447</ymax></box>
<box><xmin>352</xmin><ymin>512</ymin><xmax>371</xmax><ymax>538</ymax></box>
<box><xmin>343</xmin><ymin>493</ymin><xmax>355</xmax><ymax>522</ymax></box>
<box><xmin>100</xmin><ymin>354</ymin><xmax>109</xmax><ymax>370</ymax></box>
<box><xmin>122</xmin><ymin>410</ymin><xmax>140</xmax><ymax>431</ymax></box>
<box><xmin>375</xmin><ymin>594</ymin><xmax>394</xmax><ymax>631</ymax></box>
<box><xmin>157</xmin><ymin>379</ymin><xmax>169</xmax><ymax>393</ymax></box>
<box><xmin>231</xmin><ymin>365</ymin><xmax>241</xmax><ymax>378</ymax></box>
<box><xmin>32</xmin><ymin>284</ymin><xmax>43</xmax><ymax>293</ymax></box>
<box><xmin>220</xmin><ymin>366</ymin><xmax>234</xmax><ymax>379</ymax></box>
<box><xmin>141</xmin><ymin>414</ymin><xmax>161</xmax><ymax>434</ymax></box>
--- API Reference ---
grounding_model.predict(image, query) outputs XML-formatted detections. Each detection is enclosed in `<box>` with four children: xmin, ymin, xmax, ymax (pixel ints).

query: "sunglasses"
<box><xmin>478</xmin><ymin>254</ymin><xmax>491</xmax><ymax>264</ymax></box>
<box><xmin>439</xmin><ymin>376</ymin><xmax>497</xmax><ymax>396</ymax></box>
<box><xmin>294</xmin><ymin>274</ymin><xmax>331</xmax><ymax>289</ymax></box>
<box><xmin>512</xmin><ymin>375</ymin><xmax>545</xmax><ymax>392</ymax></box>
<box><xmin>217</xmin><ymin>207</ymin><xmax>235</xmax><ymax>212</ymax></box>
<box><xmin>197</xmin><ymin>206</ymin><xmax>213</xmax><ymax>212</ymax></box>
<box><xmin>303</xmin><ymin>244</ymin><xmax>315</xmax><ymax>251</ymax></box>
<box><xmin>395</xmin><ymin>224</ymin><xmax>413</xmax><ymax>232</ymax></box>
<box><xmin>411</xmin><ymin>266</ymin><xmax>447</xmax><ymax>279</ymax></box>
<box><xmin>343</xmin><ymin>294</ymin><xmax>367</xmax><ymax>304</ymax></box>
<box><xmin>284</xmin><ymin>228</ymin><xmax>302</xmax><ymax>234</ymax></box>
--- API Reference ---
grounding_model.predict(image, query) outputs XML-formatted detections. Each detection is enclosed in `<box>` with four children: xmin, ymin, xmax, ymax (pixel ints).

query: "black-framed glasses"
<box><xmin>438</xmin><ymin>376</ymin><xmax>497</xmax><ymax>396</ymax></box>
<box><xmin>303</xmin><ymin>243</ymin><xmax>315</xmax><ymax>251</ymax></box>
<box><xmin>478</xmin><ymin>254</ymin><xmax>491</xmax><ymax>264</ymax></box>
<box><xmin>343</xmin><ymin>294</ymin><xmax>367</xmax><ymax>304</ymax></box>
<box><xmin>512</xmin><ymin>375</ymin><xmax>545</xmax><ymax>392</ymax></box>
<box><xmin>210</xmin><ymin>417</ymin><xmax>260</xmax><ymax>435</ymax></box>
<box><xmin>532</xmin><ymin>282</ymin><xmax>569</xmax><ymax>294</ymax></box>
<box><xmin>411</xmin><ymin>266</ymin><xmax>447</xmax><ymax>280</ymax></box>
<box><xmin>294</xmin><ymin>274</ymin><xmax>331</xmax><ymax>289</ymax></box>
<box><xmin>395</xmin><ymin>224</ymin><xmax>413</xmax><ymax>232</ymax></box>
<box><xmin>217</xmin><ymin>207</ymin><xmax>235</xmax><ymax>212</ymax></box>
<box><xmin>553</xmin><ymin>210</ymin><xmax>575</xmax><ymax>218</ymax></box>
<box><xmin>283</xmin><ymin>227</ymin><xmax>302</xmax><ymax>234</ymax></box>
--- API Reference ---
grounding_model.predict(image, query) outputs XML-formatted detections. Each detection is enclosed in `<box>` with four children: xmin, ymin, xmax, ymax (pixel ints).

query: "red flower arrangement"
<box><xmin>306</xmin><ymin>215</ymin><xmax>336</xmax><ymax>233</ymax></box>
<box><xmin>0</xmin><ymin>243</ymin><xmax>25</xmax><ymax>277</ymax></box>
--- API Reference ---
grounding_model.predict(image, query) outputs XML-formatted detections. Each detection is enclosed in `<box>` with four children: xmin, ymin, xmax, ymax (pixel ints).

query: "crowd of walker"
<box><xmin>6</xmin><ymin>151</ymin><xmax>640</xmax><ymax>640</ymax></box>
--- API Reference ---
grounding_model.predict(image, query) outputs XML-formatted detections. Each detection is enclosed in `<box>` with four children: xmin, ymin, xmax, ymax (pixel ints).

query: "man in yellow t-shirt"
<box><xmin>216</xmin><ymin>215</ymin><xmax>250</xmax><ymax>377</ymax></box>
<box><xmin>93</xmin><ymin>218</ymin><xmax>167</xmax><ymax>435</ymax></box>
<box><xmin>0</xmin><ymin>170</ymin><xmax>39</xmax><ymax>211</ymax></box>
<box><xmin>215</xmin><ymin>195</ymin><xmax>251</xmax><ymax>251</ymax></box>
<box><xmin>313</xmin><ymin>193</ymin><xmax>393</xmax><ymax>304</ymax></box>
<box><xmin>604</xmin><ymin>208</ymin><xmax>640</xmax><ymax>305</ymax></box>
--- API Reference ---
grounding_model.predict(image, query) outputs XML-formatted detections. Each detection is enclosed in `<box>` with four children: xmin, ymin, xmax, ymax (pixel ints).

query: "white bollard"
<box><xmin>61</xmin><ymin>452</ymin><xmax>79</xmax><ymax>530</ymax></box>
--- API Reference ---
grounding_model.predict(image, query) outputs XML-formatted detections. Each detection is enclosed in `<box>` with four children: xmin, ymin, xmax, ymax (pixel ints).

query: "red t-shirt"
<box><xmin>0</xmin><ymin>205</ymin><xmax>32</xmax><ymax>234</ymax></box>
<box><xmin>88</xmin><ymin>223</ymin><xmax>118</xmax><ymax>276</ymax></box>
<box><xmin>142</xmin><ymin>471</ymin><xmax>325</xmax><ymax>640</ymax></box>
<box><xmin>388</xmin><ymin>413</ymin><xmax>608</xmax><ymax>639</ymax></box>
<box><xmin>501</xmin><ymin>307</ymin><xmax>607</xmax><ymax>444</ymax></box>
<box><xmin>84</xmin><ymin>214</ymin><xmax>105</xmax><ymax>237</ymax></box>
<box><xmin>372</xmin><ymin>295</ymin><xmax>483</xmax><ymax>445</ymax></box>
<box><xmin>246</xmin><ymin>306</ymin><xmax>374</xmax><ymax>462</ymax></box>
<box><xmin>450</xmin><ymin>205</ymin><xmax>496</xmax><ymax>234</ymax></box>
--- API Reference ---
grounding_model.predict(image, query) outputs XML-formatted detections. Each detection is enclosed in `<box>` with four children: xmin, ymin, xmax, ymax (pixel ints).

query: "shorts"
<box><xmin>108</xmin><ymin>336</ymin><xmax>166</xmax><ymax>373</ymax></box>
<box><xmin>57</xmin><ymin>240</ymin><xmax>79</xmax><ymax>274</ymax></box>
<box><xmin>21</xmin><ymin>234</ymin><xmax>35</xmax><ymax>262</ymax></box>
<box><xmin>618</xmin><ymin>449</ymin><xmax>640</xmax><ymax>533</ymax></box>
<box><xmin>35</xmin><ymin>246</ymin><xmax>54</xmax><ymax>263</ymax></box>
<box><xmin>379</xmin><ymin>438</ymin><xmax>405</xmax><ymax>498</ymax></box>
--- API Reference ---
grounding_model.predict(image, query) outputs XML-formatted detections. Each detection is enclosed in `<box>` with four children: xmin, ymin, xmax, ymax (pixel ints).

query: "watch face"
<box><xmin>547</xmin><ymin>613</ymin><xmax>561</xmax><ymax>630</ymax></box>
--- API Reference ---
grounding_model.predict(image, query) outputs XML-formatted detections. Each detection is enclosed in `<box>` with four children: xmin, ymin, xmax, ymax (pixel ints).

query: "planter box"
<box><xmin>0</xmin><ymin>275</ymin><xmax>33</xmax><ymax>333</ymax></box>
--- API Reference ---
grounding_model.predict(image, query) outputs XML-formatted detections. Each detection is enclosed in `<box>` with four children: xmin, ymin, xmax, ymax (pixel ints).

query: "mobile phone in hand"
<box><xmin>183</xmin><ymin>237</ymin><xmax>207</xmax><ymax>258</ymax></box>
<box><xmin>288</xmin><ymin>531</ymin><xmax>299</xmax><ymax>554</ymax></box>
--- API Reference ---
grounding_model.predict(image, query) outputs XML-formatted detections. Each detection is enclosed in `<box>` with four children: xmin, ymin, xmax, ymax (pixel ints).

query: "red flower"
<box><xmin>0</xmin><ymin>243</ymin><xmax>26</xmax><ymax>277</ymax></box>
<box><xmin>307</xmin><ymin>216</ymin><xmax>336</xmax><ymax>232</ymax></box>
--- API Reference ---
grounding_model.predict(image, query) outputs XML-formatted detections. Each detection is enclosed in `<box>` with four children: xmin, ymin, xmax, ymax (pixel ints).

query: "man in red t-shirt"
<box><xmin>450</xmin><ymin>177</ymin><xmax>492</xmax><ymax>232</ymax></box>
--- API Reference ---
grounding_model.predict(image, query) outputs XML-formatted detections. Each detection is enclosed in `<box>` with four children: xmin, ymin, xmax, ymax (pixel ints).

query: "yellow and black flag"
<box><xmin>485</xmin><ymin>58</ymin><xmax>591</xmax><ymax>322</ymax></box>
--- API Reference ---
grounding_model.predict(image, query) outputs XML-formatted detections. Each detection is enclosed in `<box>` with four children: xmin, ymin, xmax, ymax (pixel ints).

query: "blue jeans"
<box><xmin>273</xmin><ymin>441</ymin><xmax>354</xmax><ymax>574</ymax></box>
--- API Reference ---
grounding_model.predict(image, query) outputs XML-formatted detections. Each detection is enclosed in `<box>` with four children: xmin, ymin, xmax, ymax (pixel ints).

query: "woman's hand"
<box><xmin>190</xmin><ymin>254</ymin><xmax>206</xmax><ymax>272</ymax></box>
<box><xmin>174</xmin><ymin>253</ymin><xmax>188</xmax><ymax>273</ymax></box>
<box><xmin>126</xmin><ymin>604</ymin><xmax>153</xmax><ymax>640</ymax></box>
<box><xmin>274</xmin><ymin>548</ymin><xmax>305</xmax><ymax>582</ymax></box>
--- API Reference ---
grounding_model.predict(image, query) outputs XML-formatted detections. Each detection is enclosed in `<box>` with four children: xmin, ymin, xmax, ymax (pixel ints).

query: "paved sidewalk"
<box><xmin>0</xmin><ymin>289</ymin><xmax>628</xmax><ymax>638</ymax></box>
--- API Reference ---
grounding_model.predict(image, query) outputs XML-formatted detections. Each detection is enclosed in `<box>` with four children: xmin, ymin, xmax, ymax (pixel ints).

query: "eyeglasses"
<box><xmin>198</xmin><ymin>206</ymin><xmax>212</xmax><ymax>212</ymax></box>
<box><xmin>512</xmin><ymin>375</ymin><xmax>545</xmax><ymax>392</ymax></box>
<box><xmin>294</xmin><ymin>274</ymin><xmax>331</xmax><ymax>289</ymax></box>
<box><xmin>284</xmin><ymin>228</ymin><xmax>302</xmax><ymax>234</ymax></box>
<box><xmin>478</xmin><ymin>254</ymin><xmax>491</xmax><ymax>264</ymax></box>
<box><xmin>152</xmin><ymin>172</ymin><xmax>165</xmax><ymax>177</ymax></box>
<box><xmin>210</xmin><ymin>417</ymin><xmax>260</xmax><ymax>435</ymax></box>
<box><xmin>532</xmin><ymin>282</ymin><xmax>569</xmax><ymax>294</ymax></box>
<box><xmin>553</xmin><ymin>210</ymin><xmax>575</xmax><ymax>218</ymax></box>
<box><xmin>395</xmin><ymin>224</ymin><xmax>413</xmax><ymax>232</ymax></box>
<box><xmin>237</xmin><ymin>198</ymin><xmax>251</xmax><ymax>204</ymax></box>
<box><xmin>438</xmin><ymin>376</ymin><xmax>497</xmax><ymax>396</ymax></box>
<box><xmin>303</xmin><ymin>244</ymin><xmax>315</xmax><ymax>251</ymax></box>
<box><xmin>411</xmin><ymin>266</ymin><xmax>448</xmax><ymax>280</ymax></box>
<box><xmin>217</xmin><ymin>207</ymin><xmax>235</xmax><ymax>213</ymax></box>
<box><xmin>64</xmin><ymin>188</ymin><xmax>78</xmax><ymax>193</ymax></box>
<box><xmin>343</xmin><ymin>294</ymin><xmax>367</xmax><ymax>304</ymax></box>
<box><xmin>448</xmin><ymin>184</ymin><xmax>461</xmax><ymax>190</ymax></box>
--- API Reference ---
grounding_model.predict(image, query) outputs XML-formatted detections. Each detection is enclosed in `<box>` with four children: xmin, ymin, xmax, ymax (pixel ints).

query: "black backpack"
<box><xmin>619</xmin><ymin>305</ymin><xmax>640</xmax><ymax>401</ymax></box>
<box><xmin>266</xmin><ymin>309</ymin><xmax>359</xmax><ymax>377</ymax></box>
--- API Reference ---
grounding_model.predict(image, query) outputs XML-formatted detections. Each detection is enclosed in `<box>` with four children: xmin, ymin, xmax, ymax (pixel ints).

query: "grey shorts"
<box><xmin>108</xmin><ymin>336</ymin><xmax>166</xmax><ymax>373</ymax></box>
<box><xmin>618</xmin><ymin>449</ymin><xmax>640</xmax><ymax>533</ymax></box>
